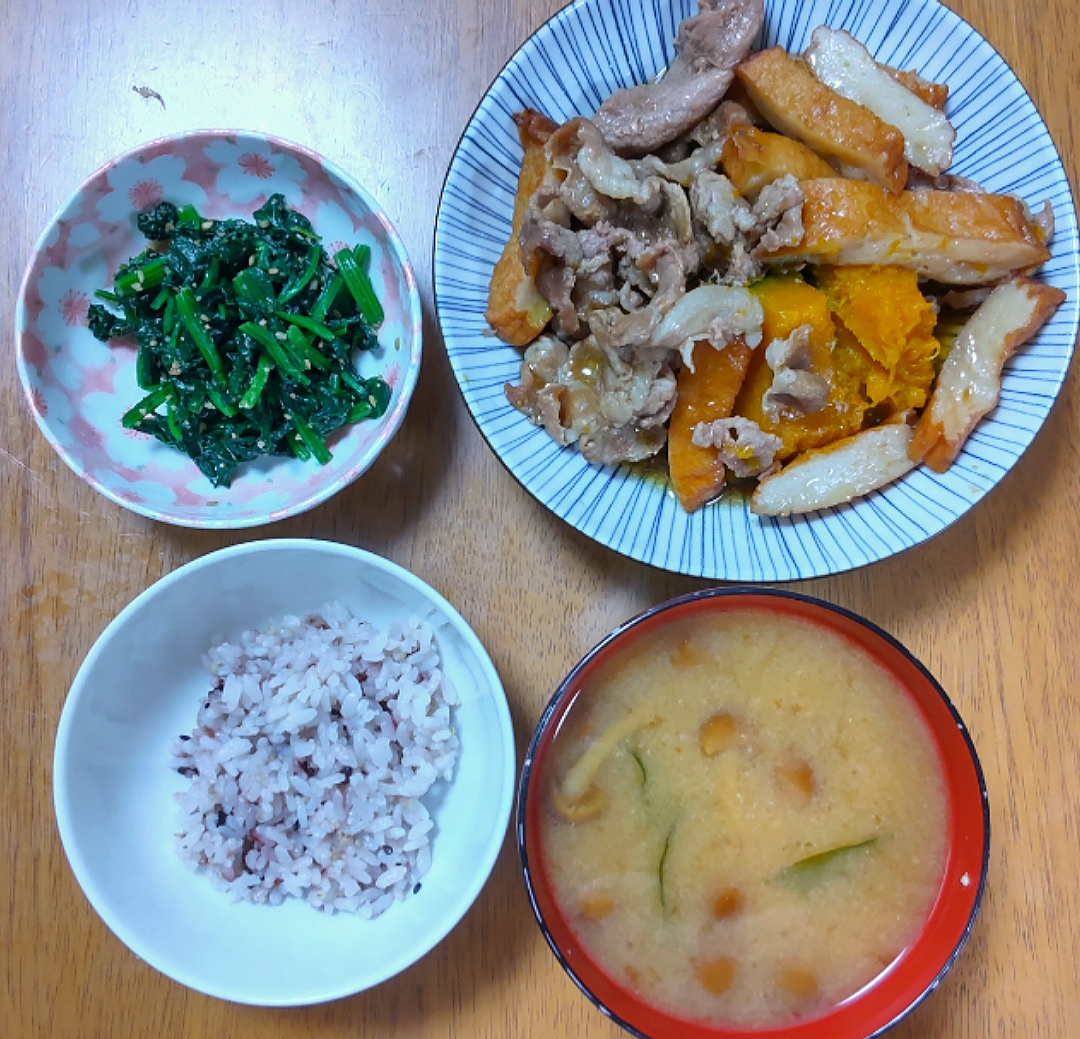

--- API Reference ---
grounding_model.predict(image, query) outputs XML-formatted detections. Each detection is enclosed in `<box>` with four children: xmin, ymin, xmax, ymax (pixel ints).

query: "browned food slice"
<box><xmin>668</xmin><ymin>338</ymin><xmax>755</xmax><ymax>510</ymax></box>
<box><xmin>485</xmin><ymin>110</ymin><xmax>558</xmax><ymax>345</ymax></box>
<box><xmin>804</xmin><ymin>27</ymin><xmax>955</xmax><ymax>175</ymax></box>
<box><xmin>733</xmin><ymin>276</ymin><xmax>867</xmax><ymax>460</ymax></box>
<box><xmin>910</xmin><ymin>277</ymin><xmax>1066</xmax><ymax>471</ymax></box>
<box><xmin>594</xmin><ymin>0</ymin><xmax>765</xmax><ymax>156</ymax></box>
<box><xmin>720</xmin><ymin>127</ymin><xmax>835</xmax><ymax>199</ymax></box>
<box><xmin>735</xmin><ymin>47</ymin><xmax>908</xmax><ymax>194</ymax></box>
<box><xmin>884</xmin><ymin>67</ymin><xmax>949</xmax><ymax>110</ymax></box>
<box><xmin>751</xmin><ymin>424</ymin><xmax>917</xmax><ymax>516</ymax></box>
<box><xmin>758</xmin><ymin>178</ymin><xmax>1051</xmax><ymax>284</ymax></box>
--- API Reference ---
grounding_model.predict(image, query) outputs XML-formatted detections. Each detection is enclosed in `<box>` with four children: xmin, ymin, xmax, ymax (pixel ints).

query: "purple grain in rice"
<box><xmin>169</xmin><ymin>604</ymin><xmax>459</xmax><ymax>916</ymax></box>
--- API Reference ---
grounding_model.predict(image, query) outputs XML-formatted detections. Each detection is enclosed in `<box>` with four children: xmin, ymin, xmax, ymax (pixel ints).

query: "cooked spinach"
<box><xmin>87</xmin><ymin>195</ymin><xmax>391</xmax><ymax>487</ymax></box>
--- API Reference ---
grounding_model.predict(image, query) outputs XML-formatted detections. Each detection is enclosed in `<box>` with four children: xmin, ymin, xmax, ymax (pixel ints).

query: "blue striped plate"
<box><xmin>433</xmin><ymin>0</ymin><xmax>1078</xmax><ymax>581</ymax></box>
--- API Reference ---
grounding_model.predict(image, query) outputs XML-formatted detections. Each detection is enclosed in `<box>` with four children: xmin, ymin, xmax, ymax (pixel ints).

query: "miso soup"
<box><xmin>541</xmin><ymin>610</ymin><xmax>949</xmax><ymax>1027</ymax></box>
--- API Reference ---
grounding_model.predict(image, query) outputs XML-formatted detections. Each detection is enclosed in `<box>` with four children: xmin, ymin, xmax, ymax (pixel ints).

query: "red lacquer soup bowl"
<box><xmin>517</xmin><ymin>588</ymin><xmax>989</xmax><ymax>1039</ymax></box>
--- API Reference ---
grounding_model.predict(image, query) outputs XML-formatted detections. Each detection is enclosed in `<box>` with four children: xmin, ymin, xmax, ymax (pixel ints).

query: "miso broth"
<box><xmin>541</xmin><ymin>610</ymin><xmax>949</xmax><ymax>1027</ymax></box>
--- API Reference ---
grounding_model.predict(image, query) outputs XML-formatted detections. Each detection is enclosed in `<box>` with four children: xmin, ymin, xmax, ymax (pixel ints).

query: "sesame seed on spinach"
<box><xmin>87</xmin><ymin>194</ymin><xmax>391</xmax><ymax>488</ymax></box>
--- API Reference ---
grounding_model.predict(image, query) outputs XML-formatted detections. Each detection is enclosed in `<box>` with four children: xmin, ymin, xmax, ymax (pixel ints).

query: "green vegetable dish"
<box><xmin>88</xmin><ymin>194</ymin><xmax>391</xmax><ymax>487</ymax></box>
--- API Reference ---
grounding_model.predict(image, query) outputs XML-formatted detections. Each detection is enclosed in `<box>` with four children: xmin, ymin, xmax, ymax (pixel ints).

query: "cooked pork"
<box><xmin>760</xmin><ymin>324</ymin><xmax>830</xmax><ymax>422</ymax></box>
<box><xmin>689</xmin><ymin>171</ymin><xmax>804</xmax><ymax>283</ymax></box>
<box><xmin>691</xmin><ymin>415</ymin><xmax>782</xmax><ymax>477</ymax></box>
<box><xmin>594</xmin><ymin>0</ymin><xmax>765</xmax><ymax>157</ymax></box>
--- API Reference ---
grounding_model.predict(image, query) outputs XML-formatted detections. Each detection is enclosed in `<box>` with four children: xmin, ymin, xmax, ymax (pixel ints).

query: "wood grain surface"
<box><xmin>1</xmin><ymin>0</ymin><xmax>1078</xmax><ymax>1036</ymax></box>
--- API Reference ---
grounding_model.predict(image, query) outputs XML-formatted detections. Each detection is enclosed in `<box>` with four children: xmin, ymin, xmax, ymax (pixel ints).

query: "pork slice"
<box><xmin>632</xmin><ymin>139</ymin><xmax>726</xmax><ymax>187</ymax></box>
<box><xmin>690</xmin><ymin>170</ymin><xmax>804</xmax><ymax>282</ymax></box>
<box><xmin>560</xmin><ymin>165</ymin><xmax>617</xmax><ymax>225</ymax></box>
<box><xmin>689</xmin><ymin>170</ymin><xmax>757</xmax><ymax>244</ymax></box>
<box><xmin>519</xmin><ymin>207</ymin><xmax>582</xmax><ymax>268</ymax></box>
<box><xmin>505</xmin><ymin>335</ymin><xmax>570</xmax><ymax>434</ymax></box>
<box><xmin>518</xmin><ymin>198</ymin><xmax>587</xmax><ymax>337</ymax></box>
<box><xmin>749</xmin><ymin>174</ymin><xmax>804</xmax><ymax>254</ymax></box>
<box><xmin>691</xmin><ymin>415</ymin><xmax>782</xmax><ymax>477</ymax></box>
<box><xmin>590</xmin><ymin>239</ymin><xmax>693</xmax><ymax>351</ymax></box>
<box><xmin>637</xmin><ymin>365</ymin><xmax>679</xmax><ymax>428</ymax></box>
<box><xmin>762</xmin><ymin>368</ymin><xmax>830</xmax><ymax>423</ymax></box>
<box><xmin>689</xmin><ymin>100</ymin><xmax>755</xmax><ymax>147</ymax></box>
<box><xmin>594</xmin><ymin>0</ymin><xmax>765</xmax><ymax>157</ymax></box>
<box><xmin>764</xmin><ymin>323</ymin><xmax>812</xmax><ymax>371</ymax></box>
<box><xmin>536</xmin><ymin>265</ymin><xmax>579</xmax><ymax>337</ymax></box>
<box><xmin>760</xmin><ymin>323</ymin><xmax>830</xmax><ymax>421</ymax></box>
<box><xmin>579</xmin><ymin>425</ymin><xmax>667</xmax><ymax>465</ymax></box>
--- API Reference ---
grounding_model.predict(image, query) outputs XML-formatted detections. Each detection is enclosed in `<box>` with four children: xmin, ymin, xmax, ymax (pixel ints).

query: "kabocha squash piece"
<box><xmin>816</xmin><ymin>266</ymin><xmax>940</xmax><ymax>413</ymax></box>
<box><xmin>735</xmin><ymin>48</ymin><xmax>908</xmax><ymax>194</ymax></box>
<box><xmin>485</xmin><ymin>110</ymin><xmax>558</xmax><ymax>345</ymax></box>
<box><xmin>668</xmin><ymin>338</ymin><xmax>755</xmax><ymax>511</ymax></box>
<box><xmin>910</xmin><ymin>277</ymin><xmax>1066</xmax><ymax>471</ymax></box>
<box><xmin>758</xmin><ymin>178</ymin><xmax>1051</xmax><ymax>284</ymax></box>
<box><xmin>720</xmin><ymin>127</ymin><xmax>835</xmax><ymax>199</ymax></box>
<box><xmin>733</xmin><ymin>276</ymin><xmax>867</xmax><ymax>460</ymax></box>
<box><xmin>831</xmin><ymin>324</ymin><xmax>891</xmax><ymax>409</ymax></box>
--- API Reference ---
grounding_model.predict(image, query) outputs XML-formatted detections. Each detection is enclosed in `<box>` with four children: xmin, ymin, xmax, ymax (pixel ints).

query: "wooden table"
<box><xmin>2</xmin><ymin>0</ymin><xmax>1077</xmax><ymax>1035</ymax></box>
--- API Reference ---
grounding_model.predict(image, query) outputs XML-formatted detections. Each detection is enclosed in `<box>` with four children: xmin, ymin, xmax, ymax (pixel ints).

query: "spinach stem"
<box><xmin>175</xmin><ymin>287</ymin><xmax>225</xmax><ymax>383</ymax></box>
<box><xmin>239</xmin><ymin>355</ymin><xmax>274</xmax><ymax>409</ymax></box>
<box><xmin>334</xmin><ymin>246</ymin><xmax>384</xmax><ymax>326</ymax></box>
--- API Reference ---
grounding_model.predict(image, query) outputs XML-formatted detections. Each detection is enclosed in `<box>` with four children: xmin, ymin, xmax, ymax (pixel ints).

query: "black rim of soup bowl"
<box><xmin>516</xmin><ymin>586</ymin><xmax>990</xmax><ymax>1039</ymax></box>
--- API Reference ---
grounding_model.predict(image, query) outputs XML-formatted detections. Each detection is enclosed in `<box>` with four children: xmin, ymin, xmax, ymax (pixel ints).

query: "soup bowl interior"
<box><xmin>518</xmin><ymin>589</ymin><xmax>988</xmax><ymax>1039</ymax></box>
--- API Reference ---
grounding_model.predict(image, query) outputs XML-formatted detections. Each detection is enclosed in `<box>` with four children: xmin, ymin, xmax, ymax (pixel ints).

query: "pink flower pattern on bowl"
<box><xmin>15</xmin><ymin>130</ymin><xmax>422</xmax><ymax>528</ymax></box>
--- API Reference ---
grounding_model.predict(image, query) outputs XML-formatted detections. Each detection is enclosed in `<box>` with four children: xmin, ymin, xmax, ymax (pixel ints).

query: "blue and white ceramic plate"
<box><xmin>433</xmin><ymin>0</ymin><xmax>1078</xmax><ymax>581</ymax></box>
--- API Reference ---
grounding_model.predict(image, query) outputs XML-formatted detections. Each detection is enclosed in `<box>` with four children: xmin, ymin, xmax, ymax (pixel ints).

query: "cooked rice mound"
<box><xmin>170</xmin><ymin>604</ymin><xmax>459</xmax><ymax>916</ymax></box>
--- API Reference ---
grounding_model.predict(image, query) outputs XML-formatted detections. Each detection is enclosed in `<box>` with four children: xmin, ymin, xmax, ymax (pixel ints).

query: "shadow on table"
<box><xmin>239</xmin><ymin>830</ymin><xmax>534</xmax><ymax>1034</ymax></box>
<box><xmin>160</xmin><ymin>300</ymin><xmax>457</xmax><ymax>564</ymax></box>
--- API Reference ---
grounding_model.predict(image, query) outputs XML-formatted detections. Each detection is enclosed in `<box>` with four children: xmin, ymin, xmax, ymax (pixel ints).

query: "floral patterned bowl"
<box><xmin>16</xmin><ymin>130</ymin><xmax>422</xmax><ymax>528</ymax></box>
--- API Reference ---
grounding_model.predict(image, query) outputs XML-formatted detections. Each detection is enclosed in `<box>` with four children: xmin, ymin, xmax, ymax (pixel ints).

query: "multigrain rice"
<box><xmin>169</xmin><ymin>604</ymin><xmax>459</xmax><ymax>916</ymax></box>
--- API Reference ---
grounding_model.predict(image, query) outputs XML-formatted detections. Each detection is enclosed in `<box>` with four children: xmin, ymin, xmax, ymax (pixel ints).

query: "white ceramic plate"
<box><xmin>433</xmin><ymin>0</ymin><xmax>1079</xmax><ymax>581</ymax></box>
<box><xmin>53</xmin><ymin>540</ymin><xmax>514</xmax><ymax>1005</ymax></box>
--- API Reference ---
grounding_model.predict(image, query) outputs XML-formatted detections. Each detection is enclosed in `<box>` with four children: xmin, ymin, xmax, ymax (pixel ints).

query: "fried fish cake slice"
<box><xmin>757</xmin><ymin>178</ymin><xmax>1051</xmax><ymax>284</ymax></box>
<box><xmin>735</xmin><ymin>47</ymin><xmax>908</xmax><ymax>194</ymax></box>
<box><xmin>884</xmin><ymin>67</ymin><xmax>949</xmax><ymax>111</ymax></box>
<box><xmin>485</xmin><ymin>109</ymin><xmax>558</xmax><ymax>346</ymax></box>
<box><xmin>751</xmin><ymin>424</ymin><xmax>917</xmax><ymax>516</ymax></box>
<box><xmin>909</xmin><ymin>277</ymin><xmax>1065</xmax><ymax>471</ymax></box>
<box><xmin>720</xmin><ymin>127</ymin><xmax>836</xmax><ymax>199</ymax></box>
<box><xmin>804</xmin><ymin>27</ymin><xmax>955</xmax><ymax>175</ymax></box>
